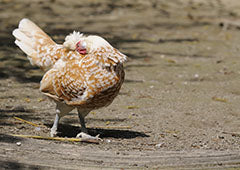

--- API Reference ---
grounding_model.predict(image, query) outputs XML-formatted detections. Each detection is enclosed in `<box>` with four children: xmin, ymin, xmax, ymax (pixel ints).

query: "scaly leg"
<box><xmin>50</xmin><ymin>102</ymin><xmax>73</xmax><ymax>137</ymax></box>
<box><xmin>76</xmin><ymin>109</ymin><xmax>101</xmax><ymax>141</ymax></box>
<box><xmin>50</xmin><ymin>114</ymin><xmax>61</xmax><ymax>137</ymax></box>
<box><xmin>78</xmin><ymin>112</ymin><xmax>88</xmax><ymax>133</ymax></box>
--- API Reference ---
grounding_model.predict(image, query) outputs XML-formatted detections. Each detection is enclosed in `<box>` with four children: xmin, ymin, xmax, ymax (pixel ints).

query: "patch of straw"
<box><xmin>13</xmin><ymin>116</ymin><xmax>40</xmax><ymax>127</ymax></box>
<box><xmin>11</xmin><ymin>134</ymin><xmax>100</xmax><ymax>144</ymax></box>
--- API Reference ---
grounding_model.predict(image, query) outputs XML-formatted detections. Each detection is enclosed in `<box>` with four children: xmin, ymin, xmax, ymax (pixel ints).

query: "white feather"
<box><xmin>86</xmin><ymin>35</ymin><xmax>111</xmax><ymax>52</ymax></box>
<box><xmin>18</xmin><ymin>18</ymin><xmax>43</xmax><ymax>36</ymax></box>
<box><xmin>15</xmin><ymin>40</ymin><xmax>36</xmax><ymax>56</ymax></box>
<box><xmin>12</xmin><ymin>29</ymin><xmax>34</xmax><ymax>48</ymax></box>
<box><xmin>12</xmin><ymin>18</ymin><xmax>56</xmax><ymax>69</ymax></box>
<box><xmin>63</xmin><ymin>31</ymin><xmax>84</xmax><ymax>50</ymax></box>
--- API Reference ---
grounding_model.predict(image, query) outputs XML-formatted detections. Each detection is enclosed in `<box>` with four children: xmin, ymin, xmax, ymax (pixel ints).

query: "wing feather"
<box><xmin>40</xmin><ymin>47</ymin><xmax>124</xmax><ymax>107</ymax></box>
<box><xmin>40</xmin><ymin>60</ymin><xmax>87</xmax><ymax>103</ymax></box>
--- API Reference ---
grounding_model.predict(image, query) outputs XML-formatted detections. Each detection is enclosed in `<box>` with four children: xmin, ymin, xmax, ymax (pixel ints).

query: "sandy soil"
<box><xmin>0</xmin><ymin>0</ymin><xmax>240</xmax><ymax>169</ymax></box>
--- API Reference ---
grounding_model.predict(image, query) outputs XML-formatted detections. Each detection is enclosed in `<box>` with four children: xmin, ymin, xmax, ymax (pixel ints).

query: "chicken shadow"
<box><xmin>0</xmin><ymin>134</ymin><xmax>24</xmax><ymax>144</ymax></box>
<box><xmin>46</xmin><ymin>124</ymin><xmax>149</xmax><ymax>139</ymax></box>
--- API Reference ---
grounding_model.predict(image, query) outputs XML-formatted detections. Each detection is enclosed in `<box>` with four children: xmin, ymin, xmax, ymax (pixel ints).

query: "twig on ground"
<box><xmin>11</xmin><ymin>134</ymin><xmax>100</xmax><ymax>144</ymax></box>
<box><xmin>13</xmin><ymin>116</ymin><xmax>42</xmax><ymax>127</ymax></box>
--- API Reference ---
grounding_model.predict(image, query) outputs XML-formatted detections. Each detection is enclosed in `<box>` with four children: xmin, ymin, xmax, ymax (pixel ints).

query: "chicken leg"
<box><xmin>76</xmin><ymin>109</ymin><xmax>101</xmax><ymax>141</ymax></box>
<box><xmin>50</xmin><ymin>114</ymin><xmax>61</xmax><ymax>137</ymax></box>
<box><xmin>50</xmin><ymin>102</ymin><xmax>73</xmax><ymax>137</ymax></box>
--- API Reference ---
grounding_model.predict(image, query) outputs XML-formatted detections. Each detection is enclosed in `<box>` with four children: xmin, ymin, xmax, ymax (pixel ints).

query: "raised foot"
<box><xmin>76</xmin><ymin>132</ymin><xmax>102</xmax><ymax>141</ymax></box>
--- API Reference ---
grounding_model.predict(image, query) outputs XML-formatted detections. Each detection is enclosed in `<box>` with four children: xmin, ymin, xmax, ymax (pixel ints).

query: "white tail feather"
<box><xmin>12</xmin><ymin>18</ymin><xmax>55</xmax><ymax>59</ymax></box>
<box><xmin>15</xmin><ymin>40</ymin><xmax>36</xmax><ymax>57</ymax></box>
<box><xmin>19</xmin><ymin>18</ymin><xmax>41</xmax><ymax>33</ymax></box>
<box><xmin>13</xmin><ymin>29</ymin><xmax>34</xmax><ymax>48</ymax></box>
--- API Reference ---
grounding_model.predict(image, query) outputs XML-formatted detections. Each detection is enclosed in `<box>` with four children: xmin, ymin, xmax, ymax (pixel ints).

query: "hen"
<box><xmin>12</xmin><ymin>18</ymin><xmax>127</xmax><ymax>138</ymax></box>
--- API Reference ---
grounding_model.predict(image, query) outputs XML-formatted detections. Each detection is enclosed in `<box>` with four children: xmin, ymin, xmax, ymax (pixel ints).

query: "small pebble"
<box><xmin>173</xmin><ymin>134</ymin><xmax>178</xmax><ymax>137</ymax></box>
<box><xmin>16</xmin><ymin>142</ymin><xmax>21</xmax><ymax>146</ymax></box>
<box><xmin>106</xmin><ymin>139</ymin><xmax>111</xmax><ymax>143</ymax></box>
<box><xmin>218</xmin><ymin>135</ymin><xmax>224</xmax><ymax>139</ymax></box>
<box><xmin>131</xmin><ymin>112</ymin><xmax>137</xmax><ymax>116</ymax></box>
<box><xmin>194</xmin><ymin>74</ymin><xmax>199</xmax><ymax>78</ymax></box>
<box><xmin>155</xmin><ymin>143</ymin><xmax>164</xmax><ymax>148</ymax></box>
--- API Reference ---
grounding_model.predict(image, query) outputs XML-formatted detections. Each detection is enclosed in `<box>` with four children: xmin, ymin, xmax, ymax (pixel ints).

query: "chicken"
<box><xmin>12</xmin><ymin>18</ymin><xmax>127</xmax><ymax>138</ymax></box>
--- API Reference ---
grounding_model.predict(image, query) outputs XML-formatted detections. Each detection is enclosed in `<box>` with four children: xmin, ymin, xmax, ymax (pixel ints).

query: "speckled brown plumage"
<box><xmin>12</xmin><ymin>18</ymin><xmax>127</xmax><ymax>137</ymax></box>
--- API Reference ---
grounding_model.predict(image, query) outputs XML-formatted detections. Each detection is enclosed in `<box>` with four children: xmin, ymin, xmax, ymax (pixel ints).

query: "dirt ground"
<box><xmin>0</xmin><ymin>0</ymin><xmax>240</xmax><ymax>169</ymax></box>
